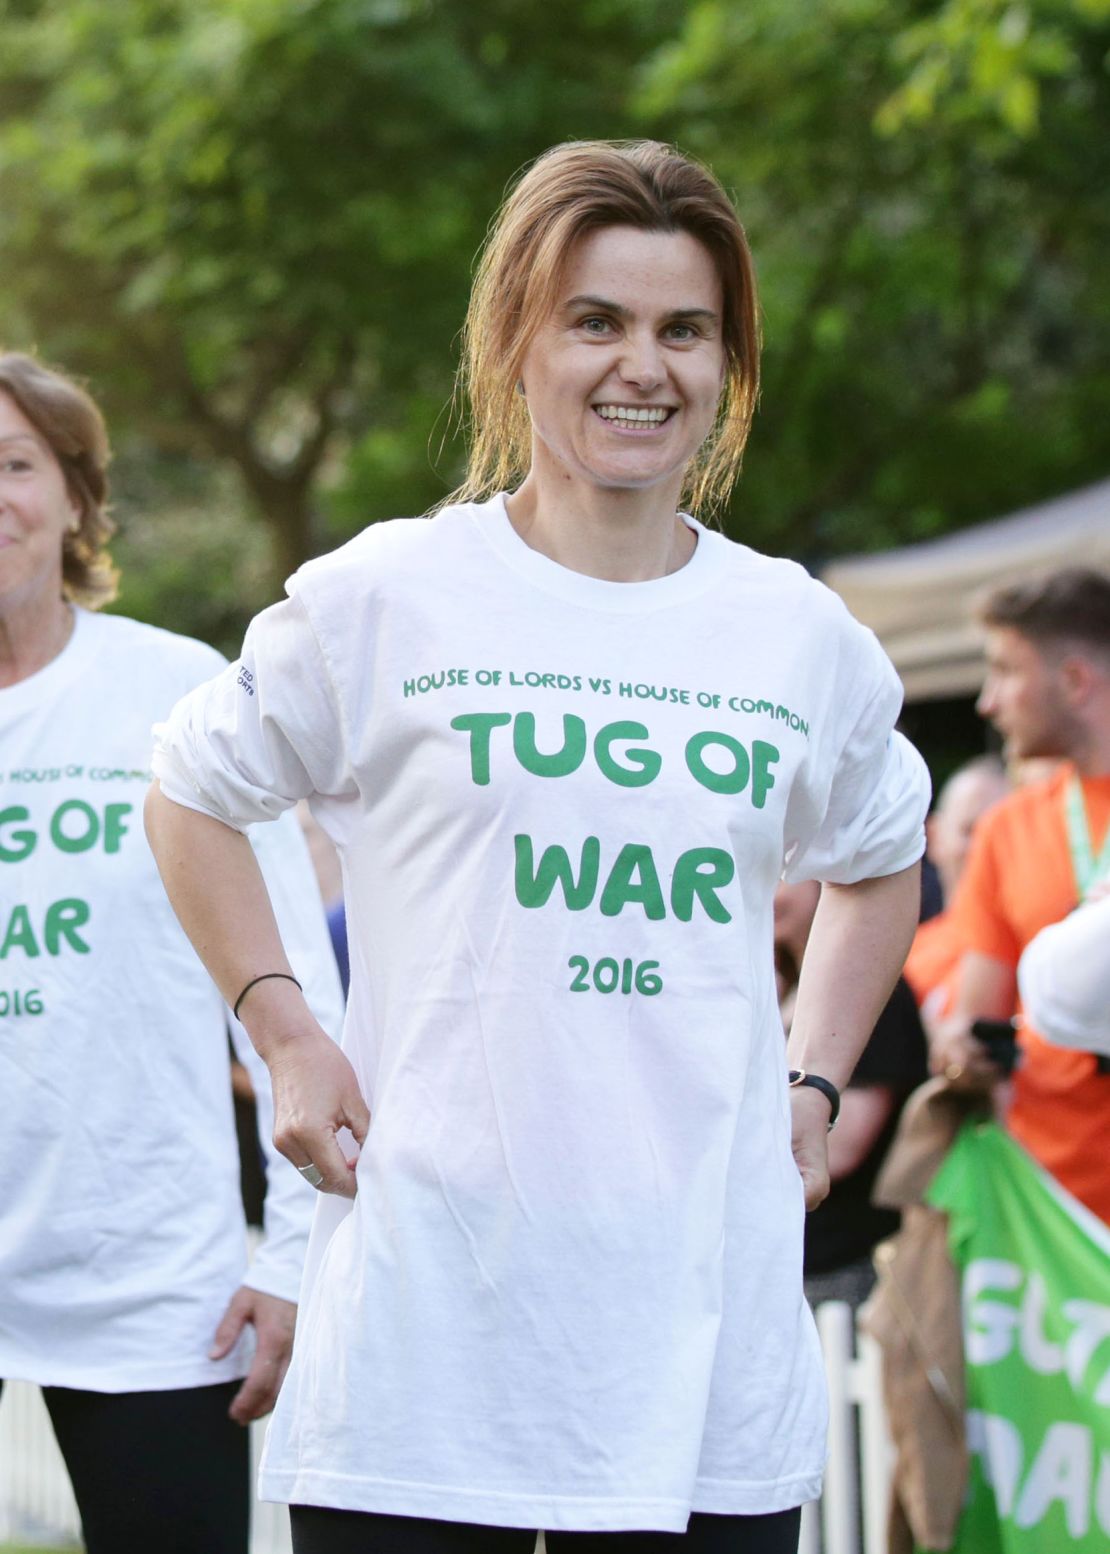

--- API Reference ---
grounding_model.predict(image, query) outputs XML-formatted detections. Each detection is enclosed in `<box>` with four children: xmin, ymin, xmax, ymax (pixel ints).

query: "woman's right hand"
<box><xmin>267</xmin><ymin>1027</ymin><xmax>371</xmax><ymax>1198</ymax></box>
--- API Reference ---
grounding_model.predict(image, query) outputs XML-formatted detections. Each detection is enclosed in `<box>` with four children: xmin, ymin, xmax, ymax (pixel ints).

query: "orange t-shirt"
<box><xmin>904</xmin><ymin>910</ymin><xmax>963</xmax><ymax>1013</ymax></box>
<box><xmin>951</xmin><ymin>764</ymin><xmax>1110</xmax><ymax>1222</ymax></box>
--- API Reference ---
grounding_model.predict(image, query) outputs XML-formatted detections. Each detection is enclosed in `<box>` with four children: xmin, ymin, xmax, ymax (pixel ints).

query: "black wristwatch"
<box><xmin>788</xmin><ymin>1069</ymin><xmax>840</xmax><ymax>1130</ymax></box>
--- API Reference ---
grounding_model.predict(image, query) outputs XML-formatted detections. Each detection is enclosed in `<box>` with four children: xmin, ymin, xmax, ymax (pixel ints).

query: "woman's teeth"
<box><xmin>595</xmin><ymin>406</ymin><xmax>670</xmax><ymax>425</ymax></box>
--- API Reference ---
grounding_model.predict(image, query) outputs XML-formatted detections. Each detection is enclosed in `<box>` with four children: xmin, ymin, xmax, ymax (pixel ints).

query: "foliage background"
<box><xmin>2</xmin><ymin>0</ymin><xmax>1108</xmax><ymax>656</ymax></box>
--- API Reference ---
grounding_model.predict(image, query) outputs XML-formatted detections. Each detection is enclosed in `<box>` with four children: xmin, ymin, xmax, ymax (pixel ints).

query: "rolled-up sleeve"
<box><xmin>152</xmin><ymin>587</ymin><xmax>355</xmax><ymax>830</ymax></box>
<box><xmin>784</xmin><ymin>625</ymin><xmax>930</xmax><ymax>885</ymax></box>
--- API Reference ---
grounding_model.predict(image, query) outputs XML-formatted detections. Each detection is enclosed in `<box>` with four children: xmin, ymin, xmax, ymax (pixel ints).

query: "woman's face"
<box><xmin>0</xmin><ymin>390</ymin><xmax>77</xmax><ymax>611</ymax></box>
<box><xmin>518</xmin><ymin>225</ymin><xmax>726</xmax><ymax>499</ymax></box>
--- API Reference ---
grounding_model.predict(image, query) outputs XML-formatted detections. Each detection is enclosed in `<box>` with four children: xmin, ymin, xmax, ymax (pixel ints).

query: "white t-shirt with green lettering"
<box><xmin>0</xmin><ymin>609</ymin><xmax>344</xmax><ymax>1392</ymax></box>
<box><xmin>153</xmin><ymin>496</ymin><xmax>929</xmax><ymax>1530</ymax></box>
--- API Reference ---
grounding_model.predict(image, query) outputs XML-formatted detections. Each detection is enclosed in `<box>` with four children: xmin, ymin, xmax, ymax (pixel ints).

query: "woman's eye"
<box><xmin>581</xmin><ymin>317</ymin><xmax>612</xmax><ymax>335</ymax></box>
<box><xmin>666</xmin><ymin>323</ymin><xmax>696</xmax><ymax>342</ymax></box>
<box><xmin>0</xmin><ymin>458</ymin><xmax>31</xmax><ymax>473</ymax></box>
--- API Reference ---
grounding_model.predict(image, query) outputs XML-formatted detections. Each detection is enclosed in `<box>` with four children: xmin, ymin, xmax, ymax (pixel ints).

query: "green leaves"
<box><xmin>634</xmin><ymin>0</ymin><xmax>1110</xmax><ymax>559</ymax></box>
<box><xmin>0</xmin><ymin>0</ymin><xmax>1107</xmax><ymax>641</ymax></box>
<box><xmin>875</xmin><ymin>0</ymin><xmax>1078</xmax><ymax>140</ymax></box>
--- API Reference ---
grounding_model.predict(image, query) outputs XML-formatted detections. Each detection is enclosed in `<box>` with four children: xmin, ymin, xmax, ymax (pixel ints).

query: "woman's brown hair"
<box><xmin>452</xmin><ymin>139</ymin><xmax>761</xmax><ymax>517</ymax></box>
<box><xmin>0</xmin><ymin>351</ymin><xmax>116</xmax><ymax>608</ymax></box>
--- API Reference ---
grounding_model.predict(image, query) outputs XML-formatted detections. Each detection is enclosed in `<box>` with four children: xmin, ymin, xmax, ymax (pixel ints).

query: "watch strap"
<box><xmin>788</xmin><ymin>1068</ymin><xmax>841</xmax><ymax>1130</ymax></box>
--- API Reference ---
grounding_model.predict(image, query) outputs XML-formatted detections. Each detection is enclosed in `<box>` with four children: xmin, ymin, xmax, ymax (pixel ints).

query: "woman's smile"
<box><xmin>591</xmin><ymin>404</ymin><xmax>677</xmax><ymax>431</ymax></box>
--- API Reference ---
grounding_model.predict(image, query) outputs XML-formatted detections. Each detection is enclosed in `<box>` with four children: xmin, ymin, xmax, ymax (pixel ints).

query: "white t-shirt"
<box><xmin>0</xmin><ymin>608</ymin><xmax>344</xmax><ymax>1392</ymax></box>
<box><xmin>153</xmin><ymin>496</ymin><xmax>929</xmax><ymax>1530</ymax></box>
<box><xmin>1018</xmin><ymin>895</ymin><xmax>1110</xmax><ymax>1056</ymax></box>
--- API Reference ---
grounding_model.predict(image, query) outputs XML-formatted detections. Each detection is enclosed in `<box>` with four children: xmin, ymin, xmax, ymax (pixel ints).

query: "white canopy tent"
<box><xmin>822</xmin><ymin>479</ymin><xmax>1110</xmax><ymax>702</ymax></box>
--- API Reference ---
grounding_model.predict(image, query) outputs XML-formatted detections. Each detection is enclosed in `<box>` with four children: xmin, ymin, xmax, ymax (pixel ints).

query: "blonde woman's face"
<box><xmin>518</xmin><ymin>225</ymin><xmax>725</xmax><ymax>498</ymax></box>
<box><xmin>0</xmin><ymin>391</ymin><xmax>78</xmax><ymax>610</ymax></box>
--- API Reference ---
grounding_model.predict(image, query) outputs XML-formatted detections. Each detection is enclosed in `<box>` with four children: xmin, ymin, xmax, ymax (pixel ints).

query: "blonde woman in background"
<box><xmin>0</xmin><ymin>353</ymin><xmax>343</xmax><ymax>1554</ymax></box>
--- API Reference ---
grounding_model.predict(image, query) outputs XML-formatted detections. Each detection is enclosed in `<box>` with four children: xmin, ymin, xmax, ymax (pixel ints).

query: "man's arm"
<box><xmin>786</xmin><ymin>863</ymin><xmax>921</xmax><ymax>1208</ymax></box>
<box><xmin>928</xmin><ymin>951</ymin><xmax>1016</xmax><ymax>1082</ymax></box>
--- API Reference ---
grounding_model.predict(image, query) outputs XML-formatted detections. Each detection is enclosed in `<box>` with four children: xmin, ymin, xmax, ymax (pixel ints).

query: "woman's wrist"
<box><xmin>233</xmin><ymin>970</ymin><xmax>303</xmax><ymax>1021</ymax></box>
<box><xmin>236</xmin><ymin>981</ymin><xmax>323</xmax><ymax>1063</ymax></box>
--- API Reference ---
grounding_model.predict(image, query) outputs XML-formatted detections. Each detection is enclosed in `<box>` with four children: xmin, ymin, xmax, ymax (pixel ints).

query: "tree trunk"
<box><xmin>241</xmin><ymin>468</ymin><xmax>317</xmax><ymax>586</ymax></box>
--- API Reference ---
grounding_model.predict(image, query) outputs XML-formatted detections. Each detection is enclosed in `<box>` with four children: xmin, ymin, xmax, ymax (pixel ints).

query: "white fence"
<box><xmin>799</xmin><ymin>1302</ymin><xmax>892</xmax><ymax>1554</ymax></box>
<box><xmin>0</xmin><ymin>1302</ymin><xmax>890</xmax><ymax>1554</ymax></box>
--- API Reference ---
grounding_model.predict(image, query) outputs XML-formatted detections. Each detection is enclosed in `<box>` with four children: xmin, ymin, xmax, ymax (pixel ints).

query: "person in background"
<box><xmin>145</xmin><ymin>139</ymin><xmax>929</xmax><ymax>1554</ymax></box>
<box><xmin>902</xmin><ymin>755</ymin><xmax>1008</xmax><ymax>1020</ymax></box>
<box><xmin>933</xmin><ymin>568</ymin><xmax>1110</xmax><ymax>1223</ymax></box>
<box><xmin>0</xmin><ymin>352</ymin><xmax>344</xmax><ymax>1554</ymax></box>
<box><xmin>297</xmin><ymin>800</ymin><xmax>350</xmax><ymax>993</ymax></box>
<box><xmin>775</xmin><ymin>880</ymin><xmax>928</xmax><ymax>1311</ymax></box>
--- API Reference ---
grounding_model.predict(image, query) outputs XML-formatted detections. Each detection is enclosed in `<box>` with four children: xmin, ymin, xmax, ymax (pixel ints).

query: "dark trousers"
<box><xmin>3</xmin><ymin>1380</ymin><xmax>250</xmax><ymax>1554</ymax></box>
<box><xmin>291</xmin><ymin>1506</ymin><xmax>802</xmax><ymax>1553</ymax></box>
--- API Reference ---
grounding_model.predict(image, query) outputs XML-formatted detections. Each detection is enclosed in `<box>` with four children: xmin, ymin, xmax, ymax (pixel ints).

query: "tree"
<box><xmin>0</xmin><ymin>0</ymin><xmax>674</xmax><ymax>581</ymax></box>
<box><xmin>636</xmin><ymin>0</ymin><xmax>1110</xmax><ymax>559</ymax></box>
<box><xmin>2</xmin><ymin>0</ymin><xmax>1107</xmax><ymax>628</ymax></box>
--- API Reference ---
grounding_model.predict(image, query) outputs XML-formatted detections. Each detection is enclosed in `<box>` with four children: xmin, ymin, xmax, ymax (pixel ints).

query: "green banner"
<box><xmin>922</xmin><ymin>1122</ymin><xmax>1110</xmax><ymax>1552</ymax></box>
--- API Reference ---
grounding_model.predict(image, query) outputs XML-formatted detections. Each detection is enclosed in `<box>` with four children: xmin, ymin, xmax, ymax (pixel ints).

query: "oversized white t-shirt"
<box><xmin>0</xmin><ymin>608</ymin><xmax>344</xmax><ymax>1392</ymax></box>
<box><xmin>153</xmin><ymin>496</ymin><xmax>929</xmax><ymax>1530</ymax></box>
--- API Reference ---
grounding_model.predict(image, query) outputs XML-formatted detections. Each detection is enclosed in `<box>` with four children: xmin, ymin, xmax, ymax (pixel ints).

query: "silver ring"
<box><xmin>297</xmin><ymin>1162</ymin><xmax>325</xmax><ymax>1188</ymax></box>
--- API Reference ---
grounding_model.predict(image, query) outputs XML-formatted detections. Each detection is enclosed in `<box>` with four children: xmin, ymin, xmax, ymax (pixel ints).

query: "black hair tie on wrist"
<box><xmin>788</xmin><ymin>1068</ymin><xmax>841</xmax><ymax>1130</ymax></box>
<box><xmin>233</xmin><ymin>971</ymin><xmax>303</xmax><ymax>1021</ymax></box>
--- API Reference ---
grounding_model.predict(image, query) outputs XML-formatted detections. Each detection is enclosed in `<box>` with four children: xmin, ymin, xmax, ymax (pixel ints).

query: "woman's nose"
<box><xmin>618</xmin><ymin>332</ymin><xmax>665</xmax><ymax>390</ymax></box>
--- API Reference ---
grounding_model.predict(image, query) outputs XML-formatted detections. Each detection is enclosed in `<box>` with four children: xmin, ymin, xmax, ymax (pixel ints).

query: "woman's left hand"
<box><xmin>790</xmin><ymin>1085</ymin><xmax>832</xmax><ymax>1210</ymax></box>
<box><xmin>210</xmin><ymin>1286</ymin><xmax>298</xmax><ymax>1424</ymax></box>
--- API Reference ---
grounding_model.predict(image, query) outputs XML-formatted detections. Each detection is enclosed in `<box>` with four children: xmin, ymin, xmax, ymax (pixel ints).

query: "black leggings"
<box><xmin>35</xmin><ymin>1381</ymin><xmax>249</xmax><ymax>1554</ymax></box>
<box><xmin>291</xmin><ymin>1506</ymin><xmax>802</xmax><ymax>1553</ymax></box>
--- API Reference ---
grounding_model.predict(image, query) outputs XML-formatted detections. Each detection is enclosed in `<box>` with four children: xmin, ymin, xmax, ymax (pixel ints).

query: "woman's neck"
<box><xmin>0</xmin><ymin>593</ymin><xmax>75</xmax><ymax>688</ymax></box>
<box><xmin>505</xmin><ymin>471</ymin><xmax>695</xmax><ymax>583</ymax></box>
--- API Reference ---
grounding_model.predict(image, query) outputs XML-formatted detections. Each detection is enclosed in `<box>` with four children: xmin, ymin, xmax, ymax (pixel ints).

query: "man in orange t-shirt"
<box><xmin>903</xmin><ymin>755</ymin><xmax>1009</xmax><ymax>1014</ymax></box>
<box><xmin>935</xmin><ymin>568</ymin><xmax>1110</xmax><ymax>1223</ymax></box>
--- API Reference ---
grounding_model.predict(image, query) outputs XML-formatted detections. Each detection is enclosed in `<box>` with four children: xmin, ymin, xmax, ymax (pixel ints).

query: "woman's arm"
<box><xmin>785</xmin><ymin>862</ymin><xmax>921</xmax><ymax>1208</ymax></box>
<box><xmin>144</xmin><ymin>782</ymin><xmax>370</xmax><ymax>1197</ymax></box>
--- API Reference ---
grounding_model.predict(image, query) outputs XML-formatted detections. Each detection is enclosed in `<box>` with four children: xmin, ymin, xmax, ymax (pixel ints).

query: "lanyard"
<box><xmin>1064</xmin><ymin>775</ymin><xmax>1110</xmax><ymax>899</ymax></box>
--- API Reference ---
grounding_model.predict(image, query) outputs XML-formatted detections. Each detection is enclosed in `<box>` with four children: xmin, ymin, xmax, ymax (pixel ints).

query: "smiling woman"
<box><xmin>145</xmin><ymin>140</ymin><xmax>930</xmax><ymax>1554</ymax></box>
<box><xmin>0</xmin><ymin>358</ymin><xmax>113</xmax><ymax>685</ymax></box>
<box><xmin>513</xmin><ymin>226</ymin><xmax>726</xmax><ymax>551</ymax></box>
<box><xmin>0</xmin><ymin>353</ymin><xmax>344</xmax><ymax>1554</ymax></box>
<box><xmin>456</xmin><ymin>140</ymin><xmax>760</xmax><ymax>528</ymax></box>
